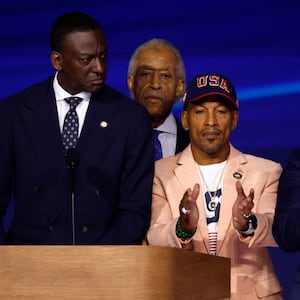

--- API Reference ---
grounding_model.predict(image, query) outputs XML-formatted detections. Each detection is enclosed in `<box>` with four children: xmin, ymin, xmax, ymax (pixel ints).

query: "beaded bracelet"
<box><xmin>176</xmin><ymin>218</ymin><xmax>196</xmax><ymax>239</ymax></box>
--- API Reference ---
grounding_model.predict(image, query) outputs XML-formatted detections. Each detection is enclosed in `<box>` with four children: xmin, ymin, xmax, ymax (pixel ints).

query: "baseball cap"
<box><xmin>182</xmin><ymin>74</ymin><xmax>238</xmax><ymax>110</ymax></box>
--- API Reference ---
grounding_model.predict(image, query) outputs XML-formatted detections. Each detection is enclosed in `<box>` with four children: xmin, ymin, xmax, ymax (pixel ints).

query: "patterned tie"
<box><xmin>62</xmin><ymin>97</ymin><xmax>82</xmax><ymax>150</ymax></box>
<box><xmin>153</xmin><ymin>130</ymin><xmax>163</xmax><ymax>161</ymax></box>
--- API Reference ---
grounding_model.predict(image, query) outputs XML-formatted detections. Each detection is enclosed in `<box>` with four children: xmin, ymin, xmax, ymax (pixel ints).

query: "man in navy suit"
<box><xmin>0</xmin><ymin>11</ymin><xmax>154</xmax><ymax>245</ymax></box>
<box><xmin>127</xmin><ymin>39</ymin><xmax>189</xmax><ymax>160</ymax></box>
<box><xmin>273</xmin><ymin>149</ymin><xmax>300</xmax><ymax>299</ymax></box>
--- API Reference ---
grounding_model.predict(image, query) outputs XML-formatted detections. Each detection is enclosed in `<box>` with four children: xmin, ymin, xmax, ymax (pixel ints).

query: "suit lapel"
<box><xmin>216</xmin><ymin>147</ymin><xmax>249</xmax><ymax>254</ymax></box>
<box><xmin>20</xmin><ymin>83</ymin><xmax>65</xmax><ymax>170</ymax></box>
<box><xmin>174</xmin><ymin>146</ymin><xmax>210</xmax><ymax>253</ymax></box>
<box><xmin>76</xmin><ymin>90</ymin><xmax>119</xmax><ymax>167</ymax></box>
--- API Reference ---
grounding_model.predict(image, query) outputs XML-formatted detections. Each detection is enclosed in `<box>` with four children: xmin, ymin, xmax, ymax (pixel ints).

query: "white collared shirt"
<box><xmin>53</xmin><ymin>72</ymin><xmax>91</xmax><ymax>136</ymax></box>
<box><xmin>154</xmin><ymin>113</ymin><xmax>177</xmax><ymax>158</ymax></box>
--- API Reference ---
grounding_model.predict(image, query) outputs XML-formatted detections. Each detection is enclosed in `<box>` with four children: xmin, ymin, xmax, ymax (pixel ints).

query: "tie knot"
<box><xmin>65</xmin><ymin>97</ymin><xmax>82</xmax><ymax>110</ymax></box>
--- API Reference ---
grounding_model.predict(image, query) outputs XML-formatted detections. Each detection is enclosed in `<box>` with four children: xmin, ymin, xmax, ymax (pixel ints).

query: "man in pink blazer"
<box><xmin>146</xmin><ymin>73</ymin><xmax>283</xmax><ymax>299</ymax></box>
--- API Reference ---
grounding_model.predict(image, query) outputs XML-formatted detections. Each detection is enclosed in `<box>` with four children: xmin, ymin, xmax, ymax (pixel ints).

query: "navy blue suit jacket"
<box><xmin>174</xmin><ymin>117</ymin><xmax>189</xmax><ymax>155</ymax></box>
<box><xmin>273</xmin><ymin>148</ymin><xmax>300</xmax><ymax>299</ymax></box>
<box><xmin>0</xmin><ymin>76</ymin><xmax>154</xmax><ymax>245</ymax></box>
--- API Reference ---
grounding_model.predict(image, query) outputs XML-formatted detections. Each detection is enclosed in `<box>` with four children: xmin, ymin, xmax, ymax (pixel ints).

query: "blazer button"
<box><xmin>82</xmin><ymin>226</ymin><xmax>88</xmax><ymax>233</ymax></box>
<box><xmin>48</xmin><ymin>225</ymin><xmax>54</xmax><ymax>232</ymax></box>
<box><xmin>33</xmin><ymin>185</ymin><xmax>41</xmax><ymax>192</ymax></box>
<box><xmin>94</xmin><ymin>188</ymin><xmax>101</xmax><ymax>197</ymax></box>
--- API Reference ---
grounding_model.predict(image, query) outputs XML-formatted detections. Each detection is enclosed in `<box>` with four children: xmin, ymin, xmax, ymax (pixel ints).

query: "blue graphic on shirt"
<box><xmin>205</xmin><ymin>188</ymin><xmax>222</xmax><ymax>224</ymax></box>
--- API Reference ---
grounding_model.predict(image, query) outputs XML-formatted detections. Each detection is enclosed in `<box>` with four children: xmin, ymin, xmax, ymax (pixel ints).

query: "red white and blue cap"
<box><xmin>183</xmin><ymin>74</ymin><xmax>238</xmax><ymax>110</ymax></box>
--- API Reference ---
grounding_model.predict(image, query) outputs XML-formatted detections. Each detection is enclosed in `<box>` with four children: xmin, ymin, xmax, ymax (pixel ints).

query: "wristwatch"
<box><xmin>238</xmin><ymin>214</ymin><xmax>257</xmax><ymax>237</ymax></box>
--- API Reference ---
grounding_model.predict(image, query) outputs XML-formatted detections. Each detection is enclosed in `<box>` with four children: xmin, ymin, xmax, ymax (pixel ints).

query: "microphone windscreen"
<box><xmin>65</xmin><ymin>148</ymin><xmax>80</xmax><ymax>169</ymax></box>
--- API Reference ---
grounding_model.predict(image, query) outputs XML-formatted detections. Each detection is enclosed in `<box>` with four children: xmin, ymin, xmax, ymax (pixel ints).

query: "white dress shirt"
<box><xmin>53</xmin><ymin>72</ymin><xmax>91</xmax><ymax>136</ymax></box>
<box><xmin>154</xmin><ymin>113</ymin><xmax>177</xmax><ymax>158</ymax></box>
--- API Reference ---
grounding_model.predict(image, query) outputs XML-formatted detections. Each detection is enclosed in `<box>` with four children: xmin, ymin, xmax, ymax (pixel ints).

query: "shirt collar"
<box><xmin>53</xmin><ymin>72</ymin><xmax>91</xmax><ymax>102</ymax></box>
<box><xmin>155</xmin><ymin>113</ymin><xmax>177</xmax><ymax>135</ymax></box>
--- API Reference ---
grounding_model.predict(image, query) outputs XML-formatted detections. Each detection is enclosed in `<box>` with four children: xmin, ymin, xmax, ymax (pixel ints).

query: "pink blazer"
<box><xmin>146</xmin><ymin>144</ymin><xmax>283</xmax><ymax>299</ymax></box>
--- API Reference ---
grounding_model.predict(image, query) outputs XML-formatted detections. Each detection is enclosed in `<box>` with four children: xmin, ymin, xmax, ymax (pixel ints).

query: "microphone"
<box><xmin>65</xmin><ymin>148</ymin><xmax>80</xmax><ymax>245</ymax></box>
<box><xmin>65</xmin><ymin>148</ymin><xmax>80</xmax><ymax>169</ymax></box>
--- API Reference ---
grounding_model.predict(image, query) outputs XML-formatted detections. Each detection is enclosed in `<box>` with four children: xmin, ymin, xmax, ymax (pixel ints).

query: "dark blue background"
<box><xmin>1</xmin><ymin>1</ymin><xmax>300</xmax><ymax>298</ymax></box>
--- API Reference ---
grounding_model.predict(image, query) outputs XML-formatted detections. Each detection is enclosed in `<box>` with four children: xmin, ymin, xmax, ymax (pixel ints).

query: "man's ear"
<box><xmin>181</xmin><ymin>110</ymin><xmax>189</xmax><ymax>130</ymax></box>
<box><xmin>127</xmin><ymin>75</ymin><xmax>135</xmax><ymax>98</ymax></box>
<box><xmin>231</xmin><ymin>111</ymin><xmax>239</xmax><ymax>131</ymax></box>
<box><xmin>51</xmin><ymin>51</ymin><xmax>63</xmax><ymax>71</ymax></box>
<box><xmin>176</xmin><ymin>79</ymin><xmax>185</xmax><ymax>98</ymax></box>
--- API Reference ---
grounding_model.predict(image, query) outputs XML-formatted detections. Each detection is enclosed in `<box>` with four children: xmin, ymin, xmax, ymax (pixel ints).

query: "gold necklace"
<box><xmin>197</xmin><ymin>161</ymin><xmax>227</xmax><ymax>211</ymax></box>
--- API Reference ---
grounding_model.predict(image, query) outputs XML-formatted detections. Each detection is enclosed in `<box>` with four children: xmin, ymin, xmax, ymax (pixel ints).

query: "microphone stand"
<box><xmin>65</xmin><ymin>148</ymin><xmax>80</xmax><ymax>245</ymax></box>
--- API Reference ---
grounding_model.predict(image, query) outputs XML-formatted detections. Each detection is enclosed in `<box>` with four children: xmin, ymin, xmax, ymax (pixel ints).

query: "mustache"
<box><xmin>144</xmin><ymin>92</ymin><xmax>164</xmax><ymax>100</ymax></box>
<box><xmin>201</xmin><ymin>127</ymin><xmax>222</xmax><ymax>135</ymax></box>
<box><xmin>89</xmin><ymin>74</ymin><xmax>105</xmax><ymax>81</ymax></box>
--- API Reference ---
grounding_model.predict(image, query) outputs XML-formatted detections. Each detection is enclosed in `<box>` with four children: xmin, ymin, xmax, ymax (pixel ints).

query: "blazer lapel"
<box><xmin>216</xmin><ymin>146</ymin><xmax>249</xmax><ymax>254</ymax></box>
<box><xmin>76</xmin><ymin>91</ymin><xmax>119</xmax><ymax>167</ymax></box>
<box><xmin>174</xmin><ymin>146</ymin><xmax>210</xmax><ymax>253</ymax></box>
<box><xmin>20</xmin><ymin>85</ymin><xmax>65</xmax><ymax>170</ymax></box>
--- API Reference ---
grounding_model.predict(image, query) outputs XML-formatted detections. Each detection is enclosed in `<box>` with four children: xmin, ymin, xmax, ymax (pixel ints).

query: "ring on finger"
<box><xmin>181</xmin><ymin>207</ymin><xmax>189</xmax><ymax>215</ymax></box>
<box><xmin>242</xmin><ymin>213</ymin><xmax>251</xmax><ymax>219</ymax></box>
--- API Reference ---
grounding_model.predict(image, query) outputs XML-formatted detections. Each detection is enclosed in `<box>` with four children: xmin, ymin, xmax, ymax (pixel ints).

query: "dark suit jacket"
<box><xmin>273</xmin><ymin>148</ymin><xmax>300</xmax><ymax>300</ymax></box>
<box><xmin>0</xmin><ymin>76</ymin><xmax>154</xmax><ymax>245</ymax></box>
<box><xmin>289</xmin><ymin>266</ymin><xmax>300</xmax><ymax>300</ymax></box>
<box><xmin>174</xmin><ymin>117</ymin><xmax>189</xmax><ymax>154</ymax></box>
<box><xmin>273</xmin><ymin>148</ymin><xmax>300</xmax><ymax>250</ymax></box>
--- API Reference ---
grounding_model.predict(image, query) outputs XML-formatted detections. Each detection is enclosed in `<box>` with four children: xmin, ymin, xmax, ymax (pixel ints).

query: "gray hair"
<box><xmin>127</xmin><ymin>38</ymin><xmax>186</xmax><ymax>83</ymax></box>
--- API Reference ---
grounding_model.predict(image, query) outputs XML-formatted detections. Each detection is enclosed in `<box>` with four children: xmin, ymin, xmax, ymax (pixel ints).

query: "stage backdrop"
<box><xmin>1</xmin><ymin>1</ymin><xmax>300</xmax><ymax>298</ymax></box>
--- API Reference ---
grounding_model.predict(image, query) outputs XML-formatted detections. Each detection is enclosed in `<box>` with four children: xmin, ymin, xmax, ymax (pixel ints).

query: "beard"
<box><xmin>201</xmin><ymin>141</ymin><xmax>223</xmax><ymax>155</ymax></box>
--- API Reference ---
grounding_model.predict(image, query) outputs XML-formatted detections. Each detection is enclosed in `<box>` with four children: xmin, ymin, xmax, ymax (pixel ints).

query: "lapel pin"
<box><xmin>100</xmin><ymin>121</ymin><xmax>108</xmax><ymax>128</ymax></box>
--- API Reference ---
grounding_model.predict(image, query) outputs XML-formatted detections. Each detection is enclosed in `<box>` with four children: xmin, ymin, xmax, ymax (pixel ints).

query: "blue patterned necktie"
<box><xmin>153</xmin><ymin>130</ymin><xmax>163</xmax><ymax>161</ymax></box>
<box><xmin>62</xmin><ymin>97</ymin><xmax>82</xmax><ymax>150</ymax></box>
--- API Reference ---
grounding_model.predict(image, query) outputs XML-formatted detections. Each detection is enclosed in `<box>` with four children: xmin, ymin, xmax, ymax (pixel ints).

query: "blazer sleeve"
<box><xmin>272</xmin><ymin>149</ymin><xmax>300</xmax><ymax>252</ymax></box>
<box><xmin>0</xmin><ymin>99</ymin><xmax>14</xmax><ymax>243</ymax></box>
<box><xmin>246</xmin><ymin>160</ymin><xmax>282</xmax><ymax>248</ymax></box>
<box><xmin>145</xmin><ymin>165</ymin><xmax>184</xmax><ymax>249</ymax></box>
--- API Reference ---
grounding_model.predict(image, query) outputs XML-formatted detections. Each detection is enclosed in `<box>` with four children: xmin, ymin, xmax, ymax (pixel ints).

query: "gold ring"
<box><xmin>242</xmin><ymin>213</ymin><xmax>251</xmax><ymax>219</ymax></box>
<box><xmin>181</xmin><ymin>207</ymin><xmax>189</xmax><ymax>215</ymax></box>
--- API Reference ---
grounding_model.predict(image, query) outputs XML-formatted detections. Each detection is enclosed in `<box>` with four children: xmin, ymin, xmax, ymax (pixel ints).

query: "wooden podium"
<box><xmin>0</xmin><ymin>245</ymin><xmax>230</xmax><ymax>299</ymax></box>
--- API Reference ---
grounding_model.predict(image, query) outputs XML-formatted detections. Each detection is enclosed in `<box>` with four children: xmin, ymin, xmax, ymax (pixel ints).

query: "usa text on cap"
<box><xmin>183</xmin><ymin>74</ymin><xmax>238</xmax><ymax>110</ymax></box>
